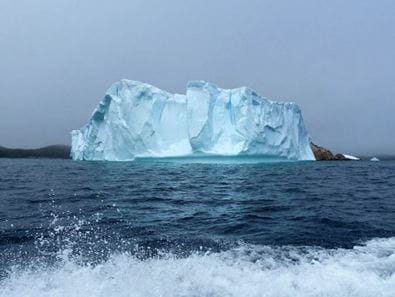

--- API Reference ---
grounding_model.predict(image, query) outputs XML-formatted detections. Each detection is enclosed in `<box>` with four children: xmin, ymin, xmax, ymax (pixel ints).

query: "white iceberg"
<box><xmin>343</xmin><ymin>154</ymin><xmax>360</xmax><ymax>161</ymax></box>
<box><xmin>71</xmin><ymin>80</ymin><xmax>315</xmax><ymax>161</ymax></box>
<box><xmin>370</xmin><ymin>157</ymin><xmax>380</xmax><ymax>162</ymax></box>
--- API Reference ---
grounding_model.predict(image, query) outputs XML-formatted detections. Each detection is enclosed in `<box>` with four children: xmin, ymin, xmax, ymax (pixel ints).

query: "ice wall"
<box><xmin>71</xmin><ymin>80</ymin><xmax>315</xmax><ymax>161</ymax></box>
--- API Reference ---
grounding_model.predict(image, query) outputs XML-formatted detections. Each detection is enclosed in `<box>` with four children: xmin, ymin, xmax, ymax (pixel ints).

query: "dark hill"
<box><xmin>0</xmin><ymin>145</ymin><xmax>71</xmax><ymax>159</ymax></box>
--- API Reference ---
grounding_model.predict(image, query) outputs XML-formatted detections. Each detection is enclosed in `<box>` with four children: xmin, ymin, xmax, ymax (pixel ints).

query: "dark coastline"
<box><xmin>0</xmin><ymin>145</ymin><xmax>71</xmax><ymax>159</ymax></box>
<box><xmin>0</xmin><ymin>144</ymin><xmax>393</xmax><ymax>161</ymax></box>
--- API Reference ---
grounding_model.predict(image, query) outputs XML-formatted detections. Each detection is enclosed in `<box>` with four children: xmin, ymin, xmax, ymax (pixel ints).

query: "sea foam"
<box><xmin>1</xmin><ymin>238</ymin><xmax>395</xmax><ymax>297</ymax></box>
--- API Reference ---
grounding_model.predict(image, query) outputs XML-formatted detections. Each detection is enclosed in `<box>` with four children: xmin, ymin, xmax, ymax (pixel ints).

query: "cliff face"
<box><xmin>310</xmin><ymin>143</ymin><xmax>348</xmax><ymax>161</ymax></box>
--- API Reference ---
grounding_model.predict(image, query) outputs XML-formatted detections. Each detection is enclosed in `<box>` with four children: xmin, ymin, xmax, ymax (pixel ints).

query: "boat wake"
<box><xmin>1</xmin><ymin>237</ymin><xmax>395</xmax><ymax>297</ymax></box>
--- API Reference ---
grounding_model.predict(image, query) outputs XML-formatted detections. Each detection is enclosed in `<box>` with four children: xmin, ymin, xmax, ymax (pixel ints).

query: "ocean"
<box><xmin>1</xmin><ymin>159</ymin><xmax>395</xmax><ymax>296</ymax></box>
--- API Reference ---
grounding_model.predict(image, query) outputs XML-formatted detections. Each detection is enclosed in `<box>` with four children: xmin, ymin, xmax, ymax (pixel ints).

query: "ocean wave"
<box><xmin>1</xmin><ymin>237</ymin><xmax>395</xmax><ymax>297</ymax></box>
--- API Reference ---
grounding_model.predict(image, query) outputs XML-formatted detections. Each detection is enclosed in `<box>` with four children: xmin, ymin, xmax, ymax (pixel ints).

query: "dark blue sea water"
<box><xmin>1</xmin><ymin>159</ymin><xmax>395</xmax><ymax>296</ymax></box>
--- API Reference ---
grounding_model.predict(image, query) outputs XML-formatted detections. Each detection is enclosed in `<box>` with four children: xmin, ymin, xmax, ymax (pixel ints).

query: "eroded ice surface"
<box><xmin>71</xmin><ymin>80</ymin><xmax>315</xmax><ymax>161</ymax></box>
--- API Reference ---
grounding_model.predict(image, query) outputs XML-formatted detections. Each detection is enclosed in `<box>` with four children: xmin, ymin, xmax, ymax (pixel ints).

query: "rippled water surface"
<box><xmin>1</xmin><ymin>159</ymin><xmax>395</xmax><ymax>296</ymax></box>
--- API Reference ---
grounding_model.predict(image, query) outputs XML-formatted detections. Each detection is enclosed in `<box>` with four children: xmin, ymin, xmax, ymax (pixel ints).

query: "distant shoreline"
<box><xmin>0</xmin><ymin>145</ymin><xmax>393</xmax><ymax>161</ymax></box>
<box><xmin>0</xmin><ymin>145</ymin><xmax>71</xmax><ymax>159</ymax></box>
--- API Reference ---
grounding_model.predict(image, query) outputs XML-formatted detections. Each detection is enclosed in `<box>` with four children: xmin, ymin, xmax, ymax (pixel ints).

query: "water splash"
<box><xmin>1</xmin><ymin>238</ymin><xmax>395</xmax><ymax>297</ymax></box>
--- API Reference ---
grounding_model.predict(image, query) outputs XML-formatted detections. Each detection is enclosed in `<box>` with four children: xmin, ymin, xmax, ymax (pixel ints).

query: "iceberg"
<box><xmin>343</xmin><ymin>154</ymin><xmax>360</xmax><ymax>161</ymax></box>
<box><xmin>71</xmin><ymin>80</ymin><xmax>315</xmax><ymax>161</ymax></box>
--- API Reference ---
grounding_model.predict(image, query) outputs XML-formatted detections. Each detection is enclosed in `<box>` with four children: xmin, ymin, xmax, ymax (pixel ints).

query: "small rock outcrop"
<box><xmin>310</xmin><ymin>143</ymin><xmax>348</xmax><ymax>161</ymax></box>
<box><xmin>334</xmin><ymin>154</ymin><xmax>348</xmax><ymax>161</ymax></box>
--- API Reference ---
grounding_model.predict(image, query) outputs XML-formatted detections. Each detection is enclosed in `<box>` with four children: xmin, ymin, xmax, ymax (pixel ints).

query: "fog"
<box><xmin>1</xmin><ymin>0</ymin><xmax>394</xmax><ymax>154</ymax></box>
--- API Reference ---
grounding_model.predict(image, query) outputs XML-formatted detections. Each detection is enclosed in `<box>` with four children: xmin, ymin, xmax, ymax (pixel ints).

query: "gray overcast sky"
<box><xmin>0</xmin><ymin>0</ymin><xmax>394</xmax><ymax>155</ymax></box>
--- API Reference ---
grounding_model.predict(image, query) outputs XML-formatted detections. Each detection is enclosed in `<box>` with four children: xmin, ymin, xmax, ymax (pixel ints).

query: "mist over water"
<box><xmin>1</xmin><ymin>1</ymin><xmax>395</xmax><ymax>154</ymax></box>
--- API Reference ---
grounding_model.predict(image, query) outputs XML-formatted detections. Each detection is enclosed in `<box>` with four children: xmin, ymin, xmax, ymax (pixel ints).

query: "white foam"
<box><xmin>1</xmin><ymin>238</ymin><xmax>395</xmax><ymax>297</ymax></box>
<box><xmin>343</xmin><ymin>154</ymin><xmax>361</xmax><ymax>161</ymax></box>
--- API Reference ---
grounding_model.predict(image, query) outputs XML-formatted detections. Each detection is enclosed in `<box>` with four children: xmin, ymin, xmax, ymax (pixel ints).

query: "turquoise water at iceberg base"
<box><xmin>1</xmin><ymin>158</ymin><xmax>395</xmax><ymax>296</ymax></box>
